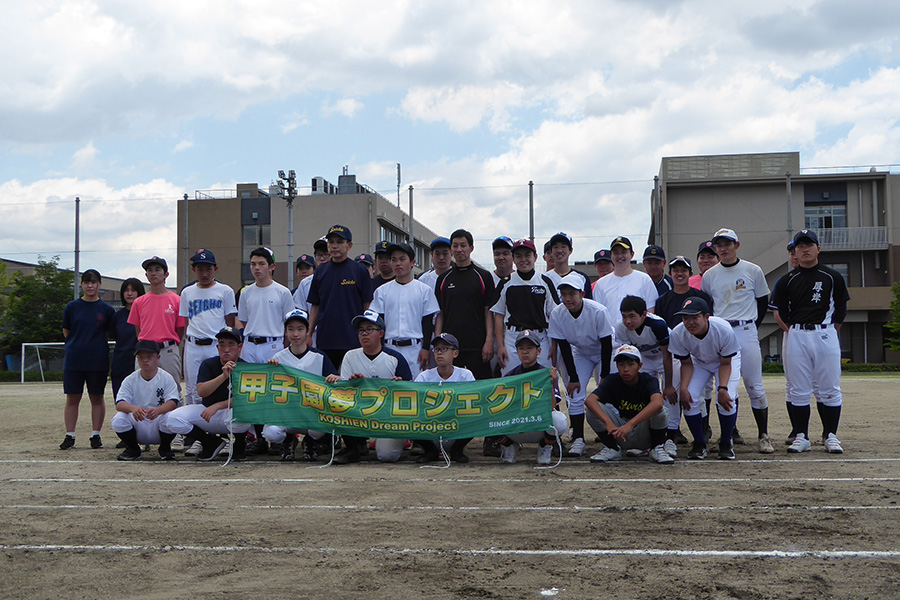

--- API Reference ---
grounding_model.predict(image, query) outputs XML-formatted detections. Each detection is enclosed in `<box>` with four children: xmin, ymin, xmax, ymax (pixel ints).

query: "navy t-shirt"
<box><xmin>308</xmin><ymin>258</ymin><xmax>374</xmax><ymax>351</ymax></box>
<box><xmin>62</xmin><ymin>298</ymin><xmax>114</xmax><ymax>372</ymax></box>
<box><xmin>588</xmin><ymin>372</ymin><xmax>660</xmax><ymax>419</ymax></box>
<box><xmin>197</xmin><ymin>356</ymin><xmax>246</xmax><ymax>408</ymax></box>
<box><xmin>109</xmin><ymin>307</ymin><xmax>138</xmax><ymax>379</ymax></box>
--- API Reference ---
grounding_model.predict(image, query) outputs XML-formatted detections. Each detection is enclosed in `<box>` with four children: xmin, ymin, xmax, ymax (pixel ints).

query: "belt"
<box><xmin>247</xmin><ymin>336</ymin><xmax>278</xmax><ymax>344</ymax></box>
<box><xmin>506</xmin><ymin>324</ymin><xmax>546</xmax><ymax>333</ymax></box>
<box><xmin>388</xmin><ymin>338</ymin><xmax>421</xmax><ymax>347</ymax></box>
<box><xmin>792</xmin><ymin>323</ymin><xmax>831</xmax><ymax>331</ymax></box>
<box><xmin>727</xmin><ymin>320</ymin><xmax>752</xmax><ymax>327</ymax></box>
<box><xmin>186</xmin><ymin>335</ymin><xmax>214</xmax><ymax>345</ymax></box>
<box><xmin>159</xmin><ymin>340</ymin><xmax>179</xmax><ymax>348</ymax></box>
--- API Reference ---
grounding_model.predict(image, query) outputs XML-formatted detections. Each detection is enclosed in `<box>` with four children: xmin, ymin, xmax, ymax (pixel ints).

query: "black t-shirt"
<box><xmin>435</xmin><ymin>264</ymin><xmax>496</xmax><ymax>351</ymax></box>
<box><xmin>771</xmin><ymin>264</ymin><xmax>850</xmax><ymax>325</ymax></box>
<box><xmin>197</xmin><ymin>356</ymin><xmax>246</xmax><ymax>408</ymax></box>
<box><xmin>656</xmin><ymin>288</ymin><xmax>714</xmax><ymax>329</ymax></box>
<box><xmin>588</xmin><ymin>372</ymin><xmax>660</xmax><ymax>419</ymax></box>
<box><xmin>372</xmin><ymin>274</ymin><xmax>394</xmax><ymax>290</ymax></box>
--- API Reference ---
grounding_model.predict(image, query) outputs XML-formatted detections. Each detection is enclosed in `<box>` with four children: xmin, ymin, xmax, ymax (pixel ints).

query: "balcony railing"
<box><xmin>815</xmin><ymin>227</ymin><xmax>888</xmax><ymax>251</ymax></box>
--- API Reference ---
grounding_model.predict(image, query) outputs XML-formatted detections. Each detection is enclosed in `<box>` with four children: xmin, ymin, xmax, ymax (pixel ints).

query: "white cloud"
<box><xmin>173</xmin><ymin>139</ymin><xmax>194</xmax><ymax>153</ymax></box>
<box><xmin>322</xmin><ymin>98</ymin><xmax>363</xmax><ymax>118</ymax></box>
<box><xmin>71</xmin><ymin>142</ymin><xmax>99</xmax><ymax>170</ymax></box>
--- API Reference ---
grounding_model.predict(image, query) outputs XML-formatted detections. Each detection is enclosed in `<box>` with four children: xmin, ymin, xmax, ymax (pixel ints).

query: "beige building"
<box><xmin>177</xmin><ymin>173</ymin><xmax>440</xmax><ymax>291</ymax></box>
<box><xmin>649</xmin><ymin>151</ymin><xmax>899</xmax><ymax>363</ymax></box>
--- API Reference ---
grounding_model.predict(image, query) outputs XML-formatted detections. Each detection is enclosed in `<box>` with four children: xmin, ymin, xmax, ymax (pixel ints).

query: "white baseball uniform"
<box><xmin>110</xmin><ymin>368</ymin><xmax>179</xmax><ymax>443</ymax></box>
<box><xmin>668</xmin><ymin>316</ymin><xmax>741</xmax><ymax>417</ymax></box>
<box><xmin>262</xmin><ymin>346</ymin><xmax>337</xmax><ymax>444</ymax></box>
<box><xmin>179</xmin><ymin>282</ymin><xmax>237</xmax><ymax>405</ymax></box>
<box><xmin>370</xmin><ymin>278</ymin><xmax>440</xmax><ymax>379</ymax></box>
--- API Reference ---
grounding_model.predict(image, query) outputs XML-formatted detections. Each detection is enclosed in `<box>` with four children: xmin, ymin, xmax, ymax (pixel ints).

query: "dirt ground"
<box><xmin>1</xmin><ymin>375</ymin><xmax>899</xmax><ymax>600</ymax></box>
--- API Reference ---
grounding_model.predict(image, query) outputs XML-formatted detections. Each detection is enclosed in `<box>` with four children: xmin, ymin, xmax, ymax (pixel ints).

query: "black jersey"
<box><xmin>655</xmin><ymin>288</ymin><xmax>714</xmax><ymax>329</ymax></box>
<box><xmin>771</xmin><ymin>264</ymin><xmax>849</xmax><ymax>326</ymax></box>
<box><xmin>435</xmin><ymin>264</ymin><xmax>496</xmax><ymax>351</ymax></box>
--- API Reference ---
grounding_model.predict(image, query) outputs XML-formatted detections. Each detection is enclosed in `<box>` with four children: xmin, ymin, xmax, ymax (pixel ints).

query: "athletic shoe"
<box><xmin>115</xmin><ymin>440</ymin><xmax>127</xmax><ymax>449</ymax></box>
<box><xmin>89</xmin><ymin>435</ymin><xmax>103</xmax><ymax>449</ymax></box>
<box><xmin>449</xmin><ymin>448</ymin><xmax>470</xmax><ymax>463</ymax></box>
<box><xmin>282</xmin><ymin>436</ymin><xmax>298</xmax><ymax>461</ymax></box>
<box><xmin>824</xmin><ymin>433</ymin><xmax>844</xmax><ymax>454</ymax></box>
<box><xmin>731</xmin><ymin>428</ymin><xmax>745</xmax><ymax>445</ymax></box>
<box><xmin>649</xmin><ymin>445</ymin><xmax>675</xmax><ymax>464</ymax></box>
<box><xmin>117</xmin><ymin>446</ymin><xmax>141</xmax><ymax>461</ymax></box>
<box><xmin>482</xmin><ymin>437</ymin><xmax>501</xmax><ymax>457</ymax></box>
<box><xmin>566</xmin><ymin>438</ymin><xmax>586</xmax><ymax>457</ymax></box>
<box><xmin>184</xmin><ymin>441</ymin><xmax>202</xmax><ymax>457</ymax></box>
<box><xmin>500</xmin><ymin>442</ymin><xmax>521</xmax><ymax>464</ymax></box>
<box><xmin>704</xmin><ymin>425</ymin><xmax>713</xmax><ymax>442</ymax></box>
<box><xmin>416</xmin><ymin>445</ymin><xmax>441</xmax><ymax>464</ymax></box>
<box><xmin>301</xmin><ymin>436</ymin><xmax>319</xmax><ymax>462</ymax></box>
<box><xmin>268</xmin><ymin>442</ymin><xmax>283</xmax><ymax>456</ymax></box>
<box><xmin>663</xmin><ymin>439</ymin><xmax>678</xmax><ymax>458</ymax></box>
<box><xmin>687</xmin><ymin>444</ymin><xmax>707</xmax><ymax>460</ymax></box>
<box><xmin>758</xmin><ymin>433</ymin><xmax>775</xmax><ymax>454</ymax></box>
<box><xmin>158</xmin><ymin>447</ymin><xmax>176</xmax><ymax>461</ymax></box>
<box><xmin>537</xmin><ymin>444</ymin><xmax>553</xmax><ymax>465</ymax></box>
<box><xmin>785</xmin><ymin>433</ymin><xmax>797</xmax><ymax>445</ymax></box>
<box><xmin>333</xmin><ymin>445</ymin><xmax>362</xmax><ymax>464</ymax></box>
<box><xmin>589</xmin><ymin>447</ymin><xmax>622</xmax><ymax>462</ymax></box>
<box><xmin>171</xmin><ymin>434</ymin><xmax>184</xmax><ymax>452</ymax></box>
<box><xmin>673</xmin><ymin>430</ymin><xmax>689</xmax><ymax>445</ymax></box>
<box><xmin>246</xmin><ymin>438</ymin><xmax>269</xmax><ymax>455</ymax></box>
<box><xmin>59</xmin><ymin>436</ymin><xmax>75</xmax><ymax>450</ymax></box>
<box><xmin>625</xmin><ymin>448</ymin><xmax>648</xmax><ymax>457</ymax></box>
<box><xmin>718</xmin><ymin>444</ymin><xmax>735</xmax><ymax>460</ymax></box>
<box><xmin>198</xmin><ymin>439</ymin><xmax>227</xmax><ymax>461</ymax></box>
<box><xmin>787</xmin><ymin>433</ymin><xmax>811</xmax><ymax>453</ymax></box>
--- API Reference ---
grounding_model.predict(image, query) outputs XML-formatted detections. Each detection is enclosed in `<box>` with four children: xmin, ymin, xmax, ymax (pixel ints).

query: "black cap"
<box><xmin>190</xmin><ymin>249</ymin><xmax>216</xmax><ymax>265</ymax></box>
<box><xmin>296</xmin><ymin>254</ymin><xmax>316</xmax><ymax>268</ymax></box>
<box><xmin>675</xmin><ymin>297</ymin><xmax>711</xmax><ymax>316</ymax></box>
<box><xmin>543</xmin><ymin>240</ymin><xmax>552</xmax><ymax>254</ymax></box>
<box><xmin>134</xmin><ymin>340</ymin><xmax>160</xmax><ymax>355</ymax></box>
<box><xmin>610</xmin><ymin>236</ymin><xmax>632</xmax><ymax>251</ymax></box>
<box><xmin>697</xmin><ymin>240</ymin><xmax>717</xmax><ymax>256</ymax></box>
<box><xmin>668</xmin><ymin>255</ymin><xmax>692</xmax><ymax>270</ymax></box>
<box><xmin>387</xmin><ymin>242</ymin><xmax>415</xmax><ymax>260</ymax></box>
<box><xmin>642</xmin><ymin>245</ymin><xmax>666</xmax><ymax>261</ymax></box>
<box><xmin>492</xmin><ymin>236</ymin><xmax>514</xmax><ymax>250</ymax></box>
<box><xmin>327</xmin><ymin>224</ymin><xmax>352</xmax><ymax>241</ymax></box>
<box><xmin>374</xmin><ymin>240</ymin><xmax>391</xmax><ymax>256</ymax></box>
<box><xmin>431</xmin><ymin>332</ymin><xmax>460</xmax><ymax>350</ymax></box>
<box><xmin>792</xmin><ymin>229</ymin><xmax>819</xmax><ymax>245</ymax></box>
<box><xmin>141</xmin><ymin>256</ymin><xmax>168</xmax><ymax>271</ymax></box>
<box><xmin>216</xmin><ymin>326</ymin><xmax>243</xmax><ymax>343</ymax></box>
<box><xmin>355</xmin><ymin>253</ymin><xmax>374</xmax><ymax>266</ymax></box>
<box><xmin>593</xmin><ymin>249</ymin><xmax>612</xmax><ymax>263</ymax></box>
<box><xmin>314</xmin><ymin>237</ymin><xmax>328</xmax><ymax>252</ymax></box>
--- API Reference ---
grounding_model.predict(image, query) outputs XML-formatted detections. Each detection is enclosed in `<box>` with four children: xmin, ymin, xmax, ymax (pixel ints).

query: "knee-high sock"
<box><xmin>685</xmin><ymin>413</ymin><xmax>705</xmax><ymax>446</ymax></box>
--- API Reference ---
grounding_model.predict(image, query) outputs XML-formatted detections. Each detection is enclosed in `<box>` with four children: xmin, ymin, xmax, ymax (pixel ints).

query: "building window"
<box><xmin>242</xmin><ymin>224</ymin><xmax>271</xmax><ymax>260</ymax></box>
<box><xmin>805</xmin><ymin>204</ymin><xmax>846</xmax><ymax>230</ymax></box>
<box><xmin>823</xmin><ymin>263</ymin><xmax>849</xmax><ymax>281</ymax></box>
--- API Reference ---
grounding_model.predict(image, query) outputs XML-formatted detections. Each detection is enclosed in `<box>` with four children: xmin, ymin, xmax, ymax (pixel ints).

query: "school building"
<box><xmin>177</xmin><ymin>172</ymin><xmax>441</xmax><ymax>291</ymax></box>
<box><xmin>649</xmin><ymin>151</ymin><xmax>900</xmax><ymax>363</ymax></box>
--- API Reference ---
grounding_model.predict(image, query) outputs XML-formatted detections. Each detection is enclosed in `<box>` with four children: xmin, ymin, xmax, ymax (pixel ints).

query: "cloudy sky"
<box><xmin>2</xmin><ymin>0</ymin><xmax>899</xmax><ymax>282</ymax></box>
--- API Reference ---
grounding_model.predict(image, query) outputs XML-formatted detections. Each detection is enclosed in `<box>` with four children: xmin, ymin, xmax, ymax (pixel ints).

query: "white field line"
<box><xmin>2</xmin><ymin>457</ymin><xmax>899</xmax><ymax>465</ymax></box>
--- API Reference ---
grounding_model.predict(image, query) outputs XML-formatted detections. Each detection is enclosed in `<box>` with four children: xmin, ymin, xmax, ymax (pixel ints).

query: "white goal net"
<box><xmin>18</xmin><ymin>342</ymin><xmax>114</xmax><ymax>383</ymax></box>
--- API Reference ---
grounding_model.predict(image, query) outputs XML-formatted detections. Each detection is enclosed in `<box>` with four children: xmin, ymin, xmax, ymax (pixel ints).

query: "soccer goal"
<box><xmin>18</xmin><ymin>342</ymin><xmax>114</xmax><ymax>383</ymax></box>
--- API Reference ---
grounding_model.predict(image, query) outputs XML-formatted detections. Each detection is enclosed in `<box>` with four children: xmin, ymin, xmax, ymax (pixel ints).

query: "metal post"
<box><xmin>397</xmin><ymin>163</ymin><xmax>401</xmax><ymax>208</ymax></box>
<box><xmin>653</xmin><ymin>175</ymin><xmax>661</xmax><ymax>245</ymax></box>
<box><xmin>786</xmin><ymin>172</ymin><xmax>793</xmax><ymax>239</ymax></box>
<box><xmin>528</xmin><ymin>181</ymin><xmax>534</xmax><ymax>242</ymax></box>
<box><xmin>408</xmin><ymin>185</ymin><xmax>414</xmax><ymax>245</ymax></box>
<box><xmin>182</xmin><ymin>193</ymin><xmax>189</xmax><ymax>289</ymax></box>
<box><xmin>73</xmin><ymin>196</ymin><xmax>80</xmax><ymax>299</ymax></box>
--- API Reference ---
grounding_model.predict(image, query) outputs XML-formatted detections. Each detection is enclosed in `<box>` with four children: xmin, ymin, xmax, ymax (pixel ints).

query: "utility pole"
<box><xmin>277</xmin><ymin>170</ymin><xmax>297</xmax><ymax>289</ymax></box>
<box><xmin>528</xmin><ymin>181</ymin><xmax>534</xmax><ymax>242</ymax></box>
<box><xmin>73</xmin><ymin>196</ymin><xmax>80</xmax><ymax>299</ymax></box>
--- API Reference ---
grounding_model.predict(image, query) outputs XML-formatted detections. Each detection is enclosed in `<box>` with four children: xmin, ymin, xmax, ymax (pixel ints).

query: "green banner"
<box><xmin>231</xmin><ymin>363</ymin><xmax>553</xmax><ymax>440</ymax></box>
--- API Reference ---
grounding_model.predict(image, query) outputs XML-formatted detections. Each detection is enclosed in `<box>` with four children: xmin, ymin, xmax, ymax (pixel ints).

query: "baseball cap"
<box><xmin>613</xmin><ymin>344</ymin><xmax>642</xmax><ymax>363</ymax></box>
<box><xmin>593</xmin><ymin>249</ymin><xmax>612</xmax><ymax>263</ymax></box>
<box><xmin>216</xmin><ymin>326</ymin><xmax>243</xmax><ymax>344</ymax></box>
<box><xmin>492</xmin><ymin>236</ymin><xmax>514</xmax><ymax>250</ymax></box>
<box><xmin>284</xmin><ymin>308</ymin><xmax>309</xmax><ymax>326</ymax></box>
<box><xmin>351</xmin><ymin>309</ymin><xmax>385</xmax><ymax>330</ymax></box>
<box><xmin>675</xmin><ymin>296</ymin><xmax>711</xmax><ymax>316</ymax></box>
<box><xmin>314</xmin><ymin>237</ymin><xmax>328</xmax><ymax>252</ymax></box>
<box><xmin>556</xmin><ymin>272</ymin><xmax>585</xmax><ymax>291</ymax></box>
<box><xmin>792</xmin><ymin>229</ymin><xmax>819</xmax><ymax>245</ymax></box>
<box><xmin>190</xmin><ymin>249</ymin><xmax>216</xmax><ymax>266</ymax></box>
<box><xmin>712</xmin><ymin>228</ymin><xmax>739</xmax><ymax>244</ymax></box>
<box><xmin>134</xmin><ymin>339</ymin><xmax>160</xmax><ymax>355</ymax></box>
<box><xmin>430</xmin><ymin>237</ymin><xmax>451</xmax><ymax>250</ymax></box>
<box><xmin>515</xmin><ymin>330</ymin><xmax>541</xmax><ymax>347</ymax></box>
<box><xmin>327</xmin><ymin>224</ymin><xmax>352</xmax><ymax>241</ymax></box>
<box><xmin>387</xmin><ymin>242</ymin><xmax>415</xmax><ymax>260</ymax></box>
<box><xmin>431</xmin><ymin>332</ymin><xmax>460</xmax><ymax>350</ymax></box>
<box><xmin>642</xmin><ymin>245</ymin><xmax>666</xmax><ymax>261</ymax></box>
<box><xmin>668</xmin><ymin>255</ymin><xmax>692</xmax><ymax>270</ymax></box>
<box><xmin>610</xmin><ymin>236</ymin><xmax>632</xmax><ymax>251</ymax></box>
<box><xmin>354</xmin><ymin>253</ymin><xmax>374</xmax><ymax>266</ymax></box>
<box><xmin>141</xmin><ymin>256</ymin><xmax>168</xmax><ymax>271</ymax></box>
<box><xmin>549</xmin><ymin>232</ymin><xmax>573</xmax><ymax>249</ymax></box>
<box><xmin>543</xmin><ymin>240</ymin><xmax>552</xmax><ymax>254</ymax></box>
<box><xmin>786</xmin><ymin>240</ymin><xmax>796</xmax><ymax>251</ymax></box>
<box><xmin>512</xmin><ymin>239</ymin><xmax>537</xmax><ymax>254</ymax></box>
<box><xmin>374</xmin><ymin>240</ymin><xmax>391</xmax><ymax>256</ymax></box>
<box><xmin>697</xmin><ymin>240</ymin><xmax>717</xmax><ymax>256</ymax></box>
<box><xmin>296</xmin><ymin>254</ymin><xmax>316</xmax><ymax>268</ymax></box>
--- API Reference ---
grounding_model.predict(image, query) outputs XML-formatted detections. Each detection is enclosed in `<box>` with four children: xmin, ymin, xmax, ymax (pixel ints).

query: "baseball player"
<box><xmin>262</xmin><ymin>309</ymin><xmax>341</xmax><ymax>461</ymax></box>
<box><xmin>414</xmin><ymin>333</ymin><xmax>477</xmax><ymax>464</ymax></box>
<box><xmin>689</xmin><ymin>240</ymin><xmax>718</xmax><ymax>290</ymax></box>
<box><xmin>292</xmin><ymin>254</ymin><xmax>316</xmax><ymax>294</ymax></box>
<box><xmin>668</xmin><ymin>297</ymin><xmax>741</xmax><ymax>460</ymax></box>
<box><xmin>543</xmin><ymin>241</ymin><xmax>555</xmax><ymax>272</ymax></box>
<box><xmin>495</xmin><ymin>331</ymin><xmax>568</xmax><ymax>465</ymax></box>
<box><xmin>313</xmin><ymin>237</ymin><xmax>330</xmax><ymax>266</ymax></box>
<box><xmin>702</xmin><ymin>228</ymin><xmax>774</xmax><ymax>454</ymax></box>
<box><xmin>110</xmin><ymin>340</ymin><xmax>180</xmax><ymax>461</ymax></box>
<box><xmin>584</xmin><ymin>344</ymin><xmax>674</xmax><ymax>464</ymax></box>
<box><xmin>492</xmin><ymin>239</ymin><xmax>556</xmax><ymax>372</ymax></box>
<box><xmin>772</xmin><ymin>230</ymin><xmax>849</xmax><ymax>454</ymax></box>
<box><xmin>417</xmin><ymin>237</ymin><xmax>453</xmax><ymax>290</ymax></box>
<box><xmin>355</xmin><ymin>253</ymin><xmax>376</xmax><ymax>278</ymax></box>
<box><xmin>642</xmin><ymin>245</ymin><xmax>674</xmax><ymax>297</ymax></box>
<box><xmin>372</xmin><ymin>240</ymin><xmax>395</xmax><ymax>289</ymax></box>
<box><xmin>591</xmin><ymin>250</ymin><xmax>614</xmax><ymax>292</ymax></box>
<box><xmin>548</xmin><ymin>272</ymin><xmax>615</xmax><ymax>457</ymax></box>
<box><xmin>369</xmin><ymin>242</ymin><xmax>440</xmax><ymax>379</ymax></box>
<box><xmin>334</xmin><ymin>310</ymin><xmax>413</xmax><ymax>464</ymax></box>
<box><xmin>544</xmin><ymin>232</ymin><xmax>592</xmax><ymax>300</ymax></box>
<box><xmin>593</xmin><ymin>236</ymin><xmax>659</xmax><ymax>322</ymax></box>
<box><xmin>237</xmin><ymin>247</ymin><xmax>294</xmax><ymax>363</ymax></box>
<box><xmin>165</xmin><ymin>327</ymin><xmax>252</xmax><ymax>461</ymax></box>
<box><xmin>292</xmin><ymin>255</ymin><xmax>317</xmax><ymax>310</ymax></box>
<box><xmin>491</xmin><ymin>236</ymin><xmax>514</xmax><ymax>285</ymax></box>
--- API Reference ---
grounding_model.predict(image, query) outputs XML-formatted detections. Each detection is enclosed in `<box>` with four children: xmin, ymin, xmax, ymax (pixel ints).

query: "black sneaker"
<box><xmin>198</xmin><ymin>438</ymin><xmax>227</xmax><ymax>461</ymax></box>
<box><xmin>732</xmin><ymin>428</ymin><xmax>745</xmax><ymax>445</ymax></box>
<box><xmin>115</xmin><ymin>440</ymin><xmax>127</xmax><ymax>449</ymax></box>
<box><xmin>268</xmin><ymin>441</ymin><xmax>284</xmax><ymax>456</ymax></box>
<box><xmin>59</xmin><ymin>436</ymin><xmax>75</xmax><ymax>450</ymax></box>
<box><xmin>687</xmin><ymin>444</ymin><xmax>707</xmax><ymax>460</ymax></box>
<box><xmin>703</xmin><ymin>426</ymin><xmax>713</xmax><ymax>442</ymax></box>
<box><xmin>673</xmin><ymin>430</ymin><xmax>689</xmax><ymax>445</ymax></box>
<box><xmin>246</xmin><ymin>438</ymin><xmax>269</xmax><ymax>455</ymax></box>
<box><xmin>718</xmin><ymin>444</ymin><xmax>736</xmax><ymax>460</ymax></box>
<box><xmin>301</xmin><ymin>436</ymin><xmax>319</xmax><ymax>462</ymax></box>
<box><xmin>117</xmin><ymin>446</ymin><xmax>141</xmax><ymax>461</ymax></box>
<box><xmin>416</xmin><ymin>445</ymin><xmax>441</xmax><ymax>464</ymax></box>
<box><xmin>482</xmin><ymin>437</ymin><xmax>501</xmax><ymax>457</ymax></box>
<box><xmin>158</xmin><ymin>448</ymin><xmax>176</xmax><ymax>461</ymax></box>
<box><xmin>90</xmin><ymin>435</ymin><xmax>103</xmax><ymax>449</ymax></box>
<box><xmin>281</xmin><ymin>436</ymin><xmax>298</xmax><ymax>461</ymax></box>
<box><xmin>333</xmin><ymin>445</ymin><xmax>361</xmax><ymax>464</ymax></box>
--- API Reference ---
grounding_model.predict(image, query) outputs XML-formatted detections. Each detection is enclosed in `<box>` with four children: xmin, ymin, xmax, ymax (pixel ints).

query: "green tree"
<box><xmin>2</xmin><ymin>256</ymin><xmax>75</xmax><ymax>355</ymax></box>
<box><xmin>886</xmin><ymin>281</ymin><xmax>900</xmax><ymax>352</ymax></box>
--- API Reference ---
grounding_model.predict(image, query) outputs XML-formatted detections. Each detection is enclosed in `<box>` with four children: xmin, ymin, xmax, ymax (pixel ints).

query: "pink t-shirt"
<box><xmin>128</xmin><ymin>291</ymin><xmax>185</xmax><ymax>342</ymax></box>
<box><xmin>688</xmin><ymin>274</ymin><xmax>703</xmax><ymax>290</ymax></box>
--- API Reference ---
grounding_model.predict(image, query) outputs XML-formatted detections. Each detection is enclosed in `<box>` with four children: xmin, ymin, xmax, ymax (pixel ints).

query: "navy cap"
<box><xmin>593</xmin><ymin>249</ymin><xmax>612</xmax><ymax>263</ymax></box>
<box><xmin>134</xmin><ymin>340</ymin><xmax>160</xmax><ymax>355</ymax></box>
<box><xmin>430</xmin><ymin>237</ymin><xmax>451</xmax><ymax>250</ymax></box>
<box><xmin>296</xmin><ymin>254</ymin><xmax>316</xmax><ymax>268</ymax></box>
<box><xmin>675</xmin><ymin>297</ymin><xmax>711</xmax><ymax>316</ymax></box>
<box><xmin>492</xmin><ymin>236</ymin><xmax>514</xmax><ymax>250</ymax></box>
<box><xmin>284</xmin><ymin>308</ymin><xmax>309</xmax><ymax>326</ymax></box>
<box><xmin>515</xmin><ymin>330</ymin><xmax>541</xmax><ymax>347</ymax></box>
<box><xmin>668</xmin><ymin>255</ymin><xmax>692</xmax><ymax>270</ymax></box>
<box><xmin>388</xmin><ymin>242</ymin><xmax>415</xmax><ymax>260</ymax></box>
<box><xmin>327</xmin><ymin>224</ymin><xmax>352</xmax><ymax>241</ymax></box>
<box><xmin>216</xmin><ymin>326</ymin><xmax>243</xmax><ymax>343</ymax></box>
<box><xmin>190</xmin><ymin>249</ymin><xmax>216</xmax><ymax>266</ymax></box>
<box><xmin>374</xmin><ymin>240</ymin><xmax>391</xmax><ymax>256</ymax></box>
<box><xmin>141</xmin><ymin>256</ymin><xmax>168</xmax><ymax>271</ymax></box>
<box><xmin>549</xmin><ymin>232</ymin><xmax>573</xmax><ymax>249</ymax></box>
<box><xmin>543</xmin><ymin>240</ymin><xmax>552</xmax><ymax>253</ymax></box>
<box><xmin>642</xmin><ymin>245</ymin><xmax>666</xmax><ymax>261</ymax></box>
<box><xmin>792</xmin><ymin>229</ymin><xmax>819</xmax><ymax>245</ymax></box>
<box><xmin>431</xmin><ymin>332</ymin><xmax>460</xmax><ymax>350</ymax></box>
<box><xmin>697</xmin><ymin>240</ymin><xmax>717</xmax><ymax>256</ymax></box>
<box><xmin>352</xmin><ymin>309</ymin><xmax>385</xmax><ymax>330</ymax></box>
<box><xmin>355</xmin><ymin>253</ymin><xmax>374</xmax><ymax>266</ymax></box>
<box><xmin>314</xmin><ymin>237</ymin><xmax>328</xmax><ymax>251</ymax></box>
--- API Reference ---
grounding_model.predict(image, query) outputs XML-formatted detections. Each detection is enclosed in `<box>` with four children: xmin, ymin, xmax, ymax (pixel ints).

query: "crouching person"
<box><xmin>111</xmin><ymin>340</ymin><xmax>180</xmax><ymax>461</ymax></box>
<box><xmin>585</xmin><ymin>344</ymin><xmax>673</xmax><ymax>464</ymax></box>
<box><xmin>166</xmin><ymin>327</ymin><xmax>252</xmax><ymax>461</ymax></box>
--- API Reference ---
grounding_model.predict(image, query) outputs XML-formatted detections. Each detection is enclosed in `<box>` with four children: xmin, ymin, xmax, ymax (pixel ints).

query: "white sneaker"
<box><xmin>625</xmin><ymin>448</ymin><xmax>648</xmax><ymax>457</ymax></box>
<box><xmin>823</xmin><ymin>433</ymin><xmax>843</xmax><ymax>454</ymax></box>
<box><xmin>649</xmin><ymin>444</ymin><xmax>675</xmax><ymax>464</ymax></box>
<box><xmin>758</xmin><ymin>433</ymin><xmax>775</xmax><ymax>454</ymax></box>
<box><xmin>172</xmin><ymin>434</ymin><xmax>184</xmax><ymax>452</ymax></box>
<box><xmin>566</xmin><ymin>438</ymin><xmax>586</xmax><ymax>457</ymax></box>
<box><xmin>663</xmin><ymin>439</ymin><xmax>678</xmax><ymax>458</ymax></box>
<box><xmin>787</xmin><ymin>433</ymin><xmax>811</xmax><ymax>453</ymax></box>
<box><xmin>537</xmin><ymin>444</ymin><xmax>553</xmax><ymax>465</ymax></box>
<box><xmin>184</xmin><ymin>440</ymin><xmax>202</xmax><ymax>457</ymax></box>
<box><xmin>500</xmin><ymin>441</ymin><xmax>521</xmax><ymax>464</ymax></box>
<box><xmin>589</xmin><ymin>447</ymin><xmax>622</xmax><ymax>463</ymax></box>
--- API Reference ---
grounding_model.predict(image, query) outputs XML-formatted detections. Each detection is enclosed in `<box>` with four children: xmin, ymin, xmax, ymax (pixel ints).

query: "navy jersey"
<box><xmin>308</xmin><ymin>258</ymin><xmax>374</xmax><ymax>351</ymax></box>
<box><xmin>63</xmin><ymin>298</ymin><xmax>115</xmax><ymax>372</ymax></box>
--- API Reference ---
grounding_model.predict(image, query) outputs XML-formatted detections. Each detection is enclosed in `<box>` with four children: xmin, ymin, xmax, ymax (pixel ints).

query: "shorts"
<box><xmin>63</xmin><ymin>370</ymin><xmax>108</xmax><ymax>395</ymax></box>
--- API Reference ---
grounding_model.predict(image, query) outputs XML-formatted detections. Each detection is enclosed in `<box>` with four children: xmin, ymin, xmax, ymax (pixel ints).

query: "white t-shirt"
<box><xmin>701</xmin><ymin>259</ymin><xmax>770</xmax><ymax>322</ymax></box>
<box><xmin>237</xmin><ymin>281</ymin><xmax>294</xmax><ymax>337</ymax></box>
<box><xmin>292</xmin><ymin>276</ymin><xmax>313</xmax><ymax>312</ymax></box>
<box><xmin>340</xmin><ymin>346</ymin><xmax>411</xmax><ymax>380</ymax></box>
<box><xmin>414</xmin><ymin>366</ymin><xmax>476</xmax><ymax>383</ymax></box>
<box><xmin>370</xmin><ymin>279</ymin><xmax>440</xmax><ymax>341</ymax></box>
<box><xmin>548</xmin><ymin>299</ymin><xmax>614</xmax><ymax>356</ymax></box>
<box><xmin>271</xmin><ymin>346</ymin><xmax>337</xmax><ymax>377</ymax></box>
<box><xmin>593</xmin><ymin>270</ymin><xmax>659</xmax><ymax>316</ymax></box>
<box><xmin>179</xmin><ymin>282</ymin><xmax>237</xmax><ymax>339</ymax></box>
<box><xmin>669</xmin><ymin>316</ymin><xmax>740</xmax><ymax>371</ymax></box>
<box><xmin>115</xmin><ymin>369</ymin><xmax>180</xmax><ymax>409</ymax></box>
